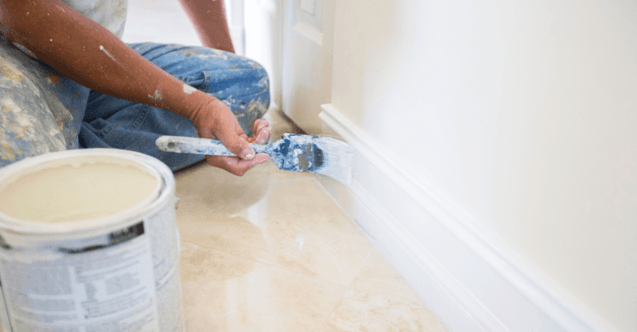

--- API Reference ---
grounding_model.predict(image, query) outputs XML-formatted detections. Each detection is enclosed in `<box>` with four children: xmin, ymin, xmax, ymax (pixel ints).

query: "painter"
<box><xmin>0</xmin><ymin>0</ymin><xmax>272</xmax><ymax>175</ymax></box>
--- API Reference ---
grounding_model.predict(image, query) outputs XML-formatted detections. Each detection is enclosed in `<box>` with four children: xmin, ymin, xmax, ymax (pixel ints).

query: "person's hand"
<box><xmin>189</xmin><ymin>98</ymin><xmax>271</xmax><ymax>176</ymax></box>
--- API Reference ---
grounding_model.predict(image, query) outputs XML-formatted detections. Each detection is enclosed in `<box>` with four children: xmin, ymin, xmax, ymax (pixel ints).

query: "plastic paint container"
<box><xmin>0</xmin><ymin>149</ymin><xmax>184</xmax><ymax>332</ymax></box>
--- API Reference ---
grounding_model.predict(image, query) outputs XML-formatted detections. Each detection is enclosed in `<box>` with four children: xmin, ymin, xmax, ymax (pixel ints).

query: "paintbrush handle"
<box><xmin>155</xmin><ymin>136</ymin><xmax>268</xmax><ymax>156</ymax></box>
<box><xmin>158</xmin><ymin>133</ymin><xmax>354</xmax><ymax>186</ymax></box>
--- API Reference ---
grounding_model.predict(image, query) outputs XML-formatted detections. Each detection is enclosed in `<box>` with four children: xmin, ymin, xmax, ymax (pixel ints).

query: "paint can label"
<box><xmin>145</xmin><ymin>201</ymin><xmax>184</xmax><ymax>332</ymax></box>
<box><xmin>0</xmin><ymin>221</ymin><xmax>160</xmax><ymax>332</ymax></box>
<box><xmin>0</xmin><ymin>278</ymin><xmax>11</xmax><ymax>332</ymax></box>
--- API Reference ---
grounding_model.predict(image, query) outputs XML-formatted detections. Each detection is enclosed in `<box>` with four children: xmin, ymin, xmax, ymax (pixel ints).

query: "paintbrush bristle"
<box><xmin>310</xmin><ymin>136</ymin><xmax>354</xmax><ymax>186</ymax></box>
<box><xmin>268</xmin><ymin>134</ymin><xmax>354</xmax><ymax>186</ymax></box>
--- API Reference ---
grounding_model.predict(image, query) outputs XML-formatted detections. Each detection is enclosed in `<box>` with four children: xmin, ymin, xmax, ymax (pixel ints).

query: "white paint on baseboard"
<box><xmin>318</xmin><ymin>103</ymin><xmax>617</xmax><ymax>332</ymax></box>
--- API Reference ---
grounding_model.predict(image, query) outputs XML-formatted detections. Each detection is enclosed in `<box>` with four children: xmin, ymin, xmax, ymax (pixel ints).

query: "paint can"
<box><xmin>0</xmin><ymin>149</ymin><xmax>184</xmax><ymax>332</ymax></box>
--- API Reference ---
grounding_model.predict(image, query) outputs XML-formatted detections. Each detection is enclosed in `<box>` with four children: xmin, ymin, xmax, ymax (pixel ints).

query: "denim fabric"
<box><xmin>0</xmin><ymin>39</ymin><xmax>270</xmax><ymax>170</ymax></box>
<box><xmin>81</xmin><ymin>43</ymin><xmax>270</xmax><ymax>170</ymax></box>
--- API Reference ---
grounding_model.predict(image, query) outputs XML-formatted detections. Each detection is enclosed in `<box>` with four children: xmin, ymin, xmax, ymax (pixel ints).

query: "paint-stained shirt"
<box><xmin>1</xmin><ymin>0</ymin><xmax>128</xmax><ymax>58</ymax></box>
<box><xmin>60</xmin><ymin>0</ymin><xmax>128</xmax><ymax>38</ymax></box>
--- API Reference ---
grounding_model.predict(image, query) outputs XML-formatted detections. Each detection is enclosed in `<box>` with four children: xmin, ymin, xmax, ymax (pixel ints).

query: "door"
<box><xmin>281</xmin><ymin>0</ymin><xmax>335</xmax><ymax>134</ymax></box>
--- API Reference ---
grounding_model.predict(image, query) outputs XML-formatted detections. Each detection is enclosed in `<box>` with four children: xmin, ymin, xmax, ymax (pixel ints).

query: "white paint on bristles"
<box><xmin>312</xmin><ymin>136</ymin><xmax>354</xmax><ymax>186</ymax></box>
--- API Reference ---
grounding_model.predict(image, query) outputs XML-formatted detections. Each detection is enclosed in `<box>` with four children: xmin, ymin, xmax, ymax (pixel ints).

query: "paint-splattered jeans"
<box><xmin>0</xmin><ymin>36</ymin><xmax>270</xmax><ymax>170</ymax></box>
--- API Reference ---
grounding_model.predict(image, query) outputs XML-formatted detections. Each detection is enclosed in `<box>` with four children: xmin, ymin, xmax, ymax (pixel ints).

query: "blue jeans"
<box><xmin>0</xmin><ymin>39</ymin><xmax>270</xmax><ymax>170</ymax></box>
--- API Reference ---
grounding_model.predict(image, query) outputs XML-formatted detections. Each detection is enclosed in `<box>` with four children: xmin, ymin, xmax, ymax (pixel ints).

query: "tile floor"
<box><xmin>175</xmin><ymin>108</ymin><xmax>450</xmax><ymax>331</ymax></box>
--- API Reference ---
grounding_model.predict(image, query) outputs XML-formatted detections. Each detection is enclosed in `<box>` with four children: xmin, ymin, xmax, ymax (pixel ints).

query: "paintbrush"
<box><xmin>156</xmin><ymin>134</ymin><xmax>354</xmax><ymax>186</ymax></box>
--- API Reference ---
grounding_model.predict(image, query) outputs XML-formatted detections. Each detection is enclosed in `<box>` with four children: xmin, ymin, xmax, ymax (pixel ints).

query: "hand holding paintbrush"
<box><xmin>156</xmin><ymin>134</ymin><xmax>354</xmax><ymax>186</ymax></box>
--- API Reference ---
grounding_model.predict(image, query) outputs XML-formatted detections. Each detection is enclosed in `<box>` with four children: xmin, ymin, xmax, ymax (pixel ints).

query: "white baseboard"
<box><xmin>318</xmin><ymin>104</ymin><xmax>616</xmax><ymax>332</ymax></box>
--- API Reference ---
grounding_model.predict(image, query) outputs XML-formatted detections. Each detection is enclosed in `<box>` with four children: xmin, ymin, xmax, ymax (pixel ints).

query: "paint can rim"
<box><xmin>0</xmin><ymin>148</ymin><xmax>176</xmax><ymax>239</ymax></box>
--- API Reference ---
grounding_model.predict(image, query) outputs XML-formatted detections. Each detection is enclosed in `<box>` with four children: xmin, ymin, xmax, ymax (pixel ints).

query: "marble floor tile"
<box><xmin>325</xmin><ymin>288</ymin><xmax>447</xmax><ymax>332</ymax></box>
<box><xmin>180</xmin><ymin>241</ymin><xmax>347</xmax><ymax>332</ymax></box>
<box><xmin>357</xmin><ymin>251</ymin><xmax>406</xmax><ymax>284</ymax></box>
<box><xmin>352</xmin><ymin>251</ymin><xmax>425</xmax><ymax>307</ymax></box>
<box><xmin>321</xmin><ymin>251</ymin><xmax>450</xmax><ymax>332</ymax></box>
<box><xmin>175</xmin><ymin>166</ymin><xmax>374</xmax><ymax>286</ymax></box>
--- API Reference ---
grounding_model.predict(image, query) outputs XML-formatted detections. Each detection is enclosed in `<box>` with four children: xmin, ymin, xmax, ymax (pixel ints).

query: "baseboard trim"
<box><xmin>347</xmin><ymin>181</ymin><xmax>493</xmax><ymax>332</ymax></box>
<box><xmin>318</xmin><ymin>104</ymin><xmax>616</xmax><ymax>332</ymax></box>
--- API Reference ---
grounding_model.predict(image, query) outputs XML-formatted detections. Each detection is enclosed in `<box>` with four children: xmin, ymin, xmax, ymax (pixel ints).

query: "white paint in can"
<box><xmin>0</xmin><ymin>149</ymin><xmax>184</xmax><ymax>332</ymax></box>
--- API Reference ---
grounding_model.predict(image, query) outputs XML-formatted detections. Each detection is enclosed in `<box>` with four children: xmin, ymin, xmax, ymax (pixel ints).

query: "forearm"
<box><xmin>0</xmin><ymin>0</ymin><xmax>212</xmax><ymax>120</ymax></box>
<box><xmin>178</xmin><ymin>0</ymin><xmax>235</xmax><ymax>53</ymax></box>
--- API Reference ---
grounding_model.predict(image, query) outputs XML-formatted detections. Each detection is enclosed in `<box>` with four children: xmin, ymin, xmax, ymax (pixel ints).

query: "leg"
<box><xmin>0</xmin><ymin>35</ymin><xmax>89</xmax><ymax>167</ymax></box>
<box><xmin>81</xmin><ymin>43</ymin><xmax>270</xmax><ymax>170</ymax></box>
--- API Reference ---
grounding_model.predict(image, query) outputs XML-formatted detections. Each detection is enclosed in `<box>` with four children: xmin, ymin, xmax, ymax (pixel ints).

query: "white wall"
<box><xmin>123</xmin><ymin>0</ymin><xmax>240</xmax><ymax>52</ymax></box>
<box><xmin>122</xmin><ymin>0</ymin><xmax>201</xmax><ymax>45</ymax></box>
<box><xmin>244</xmin><ymin>0</ymin><xmax>284</xmax><ymax>109</ymax></box>
<box><xmin>329</xmin><ymin>0</ymin><xmax>637</xmax><ymax>331</ymax></box>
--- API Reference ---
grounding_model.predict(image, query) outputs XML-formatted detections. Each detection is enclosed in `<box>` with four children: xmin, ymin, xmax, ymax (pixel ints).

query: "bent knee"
<box><xmin>222</xmin><ymin>56</ymin><xmax>270</xmax><ymax>100</ymax></box>
<box><xmin>243</xmin><ymin>59</ymin><xmax>270</xmax><ymax>94</ymax></box>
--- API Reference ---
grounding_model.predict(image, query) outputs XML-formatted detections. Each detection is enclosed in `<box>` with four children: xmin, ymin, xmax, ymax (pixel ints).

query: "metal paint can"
<box><xmin>0</xmin><ymin>149</ymin><xmax>184</xmax><ymax>332</ymax></box>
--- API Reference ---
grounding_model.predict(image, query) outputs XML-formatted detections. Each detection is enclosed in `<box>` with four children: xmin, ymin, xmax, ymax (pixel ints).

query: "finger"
<box><xmin>253</xmin><ymin>119</ymin><xmax>270</xmax><ymax>133</ymax></box>
<box><xmin>238</xmin><ymin>132</ymin><xmax>250</xmax><ymax>142</ymax></box>
<box><xmin>255</xmin><ymin>127</ymin><xmax>271</xmax><ymax>144</ymax></box>
<box><xmin>246</xmin><ymin>127</ymin><xmax>271</xmax><ymax>144</ymax></box>
<box><xmin>245</xmin><ymin>119</ymin><xmax>271</xmax><ymax>144</ymax></box>
<box><xmin>205</xmin><ymin>153</ymin><xmax>270</xmax><ymax>176</ymax></box>
<box><xmin>235</xmin><ymin>119</ymin><xmax>269</xmax><ymax>139</ymax></box>
<box><xmin>215</xmin><ymin>120</ymin><xmax>255</xmax><ymax>160</ymax></box>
